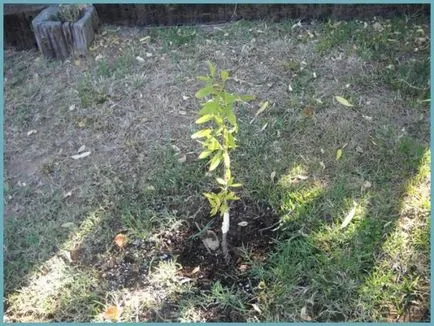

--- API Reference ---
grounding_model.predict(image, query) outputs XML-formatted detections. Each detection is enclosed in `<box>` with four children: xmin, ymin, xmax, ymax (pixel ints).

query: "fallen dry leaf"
<box><xmin>252</xmin><ymin>303</ymin><xmax>262</xmax><ymax>314</ymax></box>
<box><xmin>136</xmin><ymin>56</ymin><xmax>145</xmax><ymax>63</ymax></box>
<box><xmin>27</xmin><ymin>130</ymin><xmax>37</xmax><ymax>136</ymax></box>
<box><xmin>77</xmin><ymin>145</ymin><xmax>86</xmax><ymax>153</ymax></box>
<box><xmin>304</xmin><ymin>107</ymin><xmax>313</xmax><ymax>116</ymax></box>
<box><xmin>178</xmin><ymin>154</ymin><xmax>187</xmax><ymax>163</ymax></box>
<box><xmin>335</xmin><ymin>96</ymin><xmax>353</xmax><ymax>107</ymax></box>
<box><xmin>171</xmin><ymin>144</ymin><xmax>181</xmax><ymax>152</ymax></box>
<box><xmin>63</xmin><ymin>191</ymin><xmax>72</xmax><ymax>198</ymax></box>
<box><xmin>77</xmin><ymin>120</ymin><xmax>86</xmax><ymax>128</ymax></box>
<box><xmin>362</xmin><ymin>114</ymin><xmax>373</xmax><ymax>121</ymax></box>
<box><xmin>71</xmin><ymin>151</ymin><xmax>91</xmax><ymax>160</ymax></box>
<box><xmin>373</xmin><ymin>22</ymin><xmax>383</xmax><ymax>32</ymax></box>
<box><xmin>103</xmin><ymin>305</ymin><xmax>122</xmax><ymax>321</ymax></box>
<box><xmin>255</xmin><ymin>101</ymin><xmax>269</xmax><ymax>117</ymax></box>
<box><xmin>363</xmin><ymin>180</ymin><xmax>372</xmax><ymax>190</ymax></box>
<box><xmin>114</xmin><ymin>233</ymin><xmax>128</xmax><ymax>248</ymax></box>
<box><xmin>340</xmin><ymin>201</ymin><xmax>358</xmax><ymax>229</ymax></box>
<box><xmin>295</xmin><ymin>175</ymin><xmax>309</xmax><ymax>180</ymax></box>
<box><xmin>239</xmin><ymin>264</ymin><xmax>249</xmax><ymax>272</ymax></box>
<box><xmin>300</xmin><ymin>306</ymin><xmax>312</xmax><ymax>321</ymax></box>
<box><xmin>140</xmin><ymin>36</ymin><xmax>151</xmax><ymax>43</ymax></box>
<box><xmin>191</xmin><ymin>266</ymin><xmax>200</xmax><ymax>275</ymax></box>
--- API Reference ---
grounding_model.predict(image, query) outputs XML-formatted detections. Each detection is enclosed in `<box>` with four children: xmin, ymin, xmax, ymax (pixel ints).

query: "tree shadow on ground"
<box><xmin>248</xmin><ymin>138</ymin><xmax>430</xmax><ymax>321</ymax></box>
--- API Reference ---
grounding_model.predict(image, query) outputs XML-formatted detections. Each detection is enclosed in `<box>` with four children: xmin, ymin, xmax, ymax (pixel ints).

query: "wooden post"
<box><xmin>32</xmin><ymin>5</ymin><xmax>99</xmax><ymax>60</ymax></box>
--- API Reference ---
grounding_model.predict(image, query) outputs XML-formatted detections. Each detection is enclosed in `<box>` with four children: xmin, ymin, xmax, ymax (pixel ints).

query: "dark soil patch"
<box><xmin>177</xmin><ymin>199</ymin><xmax>277</xmax><ymax>284</ymax></box>
<box><xmin>90</xmin><ymin>198</ymin><xmax>278</xmax><ymax>321</ymax></box>
<box><xmin>175</xmin><ymin>199</ymin><xmax>278</xmax><ymax>321</ymax></box>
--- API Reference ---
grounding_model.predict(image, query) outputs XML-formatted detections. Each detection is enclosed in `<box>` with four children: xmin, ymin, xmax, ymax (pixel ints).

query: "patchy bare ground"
<box><xmin>3</xmin><ymin>16</ymin><xmax>430</xmax><ymax>322</ymax></box>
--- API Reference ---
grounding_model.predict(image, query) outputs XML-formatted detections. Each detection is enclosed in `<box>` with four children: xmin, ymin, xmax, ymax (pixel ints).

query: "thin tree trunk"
<box><xmin>222</xmin><ymin>210</ymin><xmax>230</xmax><ymax>263</ymax></box>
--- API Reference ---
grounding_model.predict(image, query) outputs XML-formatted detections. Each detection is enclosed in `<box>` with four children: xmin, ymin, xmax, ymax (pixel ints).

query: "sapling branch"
<box><xmin>192</xmin><ymin>61</ymin><xmax>254</xmax><ymax>263</ymax></box>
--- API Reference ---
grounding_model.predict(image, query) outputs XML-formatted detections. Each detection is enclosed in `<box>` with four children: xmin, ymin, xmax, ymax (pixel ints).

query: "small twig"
<box><xmin>258</xmin><ymin>220</ymin><xmax>281</xmax><ymax>234</ymax></box>
<box><xmin>230</xmin><ymin>77</ymin><xmax>257</xmax><ymax>87</ymax></box>
<box><xmin>190</xmin><ymin>205</ymin><xmax>203</xmax><ymax>220</ymax></box>
<box><xmin>147</xmin><ymin>256</ymin><xmax>156</xmax><ymax>276</ymax></box>
<box><xmin>398</xmin><ymin>78</ymin><xmax>428</xmax><ymax>91</ymax></box>
<box><xmin>230</xmin><ymin>4</ymin><xmax>238</xmax><ymax>21</ymax></box>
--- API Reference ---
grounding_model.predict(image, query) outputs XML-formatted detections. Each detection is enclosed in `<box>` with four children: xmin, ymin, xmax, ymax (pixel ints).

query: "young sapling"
<box><xmin>192</xmin><ymin>61</ymin><xmax>254</xmax><ymax>262</ymax></box>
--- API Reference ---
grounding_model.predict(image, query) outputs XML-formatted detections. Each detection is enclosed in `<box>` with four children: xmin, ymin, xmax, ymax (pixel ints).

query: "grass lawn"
<box><xmin>3</xmin><ymin>13</ymin><xmax>430</xmax><ymax>322</ymax></box>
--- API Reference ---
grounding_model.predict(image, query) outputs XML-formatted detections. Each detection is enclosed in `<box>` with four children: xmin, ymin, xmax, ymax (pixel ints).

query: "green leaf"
<box><xmin>335</xmin><ymin>96</ymin><xmax>353</xmax><ymax>107</ymax></box>
<box><xmin>203</xmin><ymin>192</ymin><xmax>215</xmax><ymax>205</ymax></box>
<box><xmin>226</xmin><ymin>191</ymin><xmax>240</xmax><ymax>201</ymax></box>
<box><xmin>336</xmin><ymin>149</ymin><xmax>343</xmax><ymax>160</ymax></box>
<box><xmin>210</xmin><ymin>205</ymin><xmax>219</xmax><ymax>216</ymax></box>
<box><xmin>230</xmin><ymin>183</ymin><xmax>243</xmax><ymax>188</ymax></box>
<box><xmin>198</xmin><ymin>101</ymin><xmax>219</xmax><ymax>116</ymax></box>
<box><xmin>204</xmin><ymin>137</ymin><xmax>221</xmax><ymax>151</ymax></box>
<box><xmin>216</xmin><ymin>177</ymin><xmax>226</xmax><ymax>185</ymax></box>
<box><xmin>197</xmin><ymin>75</ymin><xmax>210</xmax><ymax>81</ymax></box>
<box><xmin>191</xmin><ymin>129</ymin><xmax>212</xmax><ymax>139</ymax></box>
<box><xmin>209</xmin><ymin>152</ymin><xmax>222</xmax><ymax>171</ymax></box>
<box><xmin>198</xmin><ymin>150</ymin><xmax>213</xmax><ymax>159</ymax></box>
<box><xmin>214</xmin><ymin>116</ymin><xmax>224</xmax><ymax>126</ymax></box>
<box><xmin>227</xmin><ymin>133</ymin><xmax>236</xmax><ymax>148</ymax></box>
<box><xmin>207</xmin><ymin>61</ymin><xmax>216</xmax><ymax>78</ymax></box>
<box><xmin>222</xmin><ymin>92</ymin><xmax>237</xmax><ymax>105</ymax></box>
<box><xmin>196</xmin><ymin>87</ymin><xmax>212</xmax><ymax>99</ymax></box>
<box><xmin>226</xmin><ymin>109</ymin><xmax>237</xmax><ymax>128</ymax></box>
<box><xmin>213</xmin><ymin>194</ymin><xmax>222</xmax><ymax>215</ymax></box>
<box><xmin>203</xmin><ymin>192</ymin><xmax>214</xmax><ymax>200</ymax></box>
<box><xmin>195</xmin><ymin>114</ymin><xmax>214</xmax><ymax>124</ymax></box>
<box><xmin>237</xmin><ymin>95</ymin><xmax>255</xmax><ymax>102</ymax></box>
<box><xmin>225</xmin><ymin>168</ymin><xmax>231</xmax><ymax>181</ymax></box>
<box><xmin>204</xmin><ymin>192</ymin><xmax>221</xmax><ymax>216</ymax></box>
<box><xmin>223</xmin><ymin>151</ymin><xmax>230</xmax><ymax>167</ymax></box>
<box><xmin>220</xmin><ymin>202</ymin><xmax>229</xmax><ymax>215</ymax></box>
<box><xmin>220</xmin><ymin>70</ymin><xmax>229</xmax><ymax>81</ymax></box>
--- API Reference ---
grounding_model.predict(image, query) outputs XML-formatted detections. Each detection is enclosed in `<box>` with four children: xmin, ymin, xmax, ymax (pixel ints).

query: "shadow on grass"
<box><xmin>239</xmin><ymin>133</ymin><xmax>430</xmax><ymax>321</ymax></box>
<box><xmin>4</xmin><ymin>145</ymin><xmax>221</xmax><ymax>321</ymax></box>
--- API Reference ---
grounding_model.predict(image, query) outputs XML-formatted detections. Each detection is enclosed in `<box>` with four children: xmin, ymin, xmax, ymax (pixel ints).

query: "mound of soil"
<box><xmin>177</xmin><ymin>199</ymin><xmax>277</xmax><ymax>285</ymax></box>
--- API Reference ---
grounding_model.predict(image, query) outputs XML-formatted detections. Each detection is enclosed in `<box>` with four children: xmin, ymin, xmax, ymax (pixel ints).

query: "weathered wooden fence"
<box><xmin>94</xmin><ymin>4</ymin><xmax>429</xmax><ymax>26</ymax></box>
<box><xmin>4</xmin><ymin>4</ymin><xmax>429</xmax><ymax>50</ymax></box>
